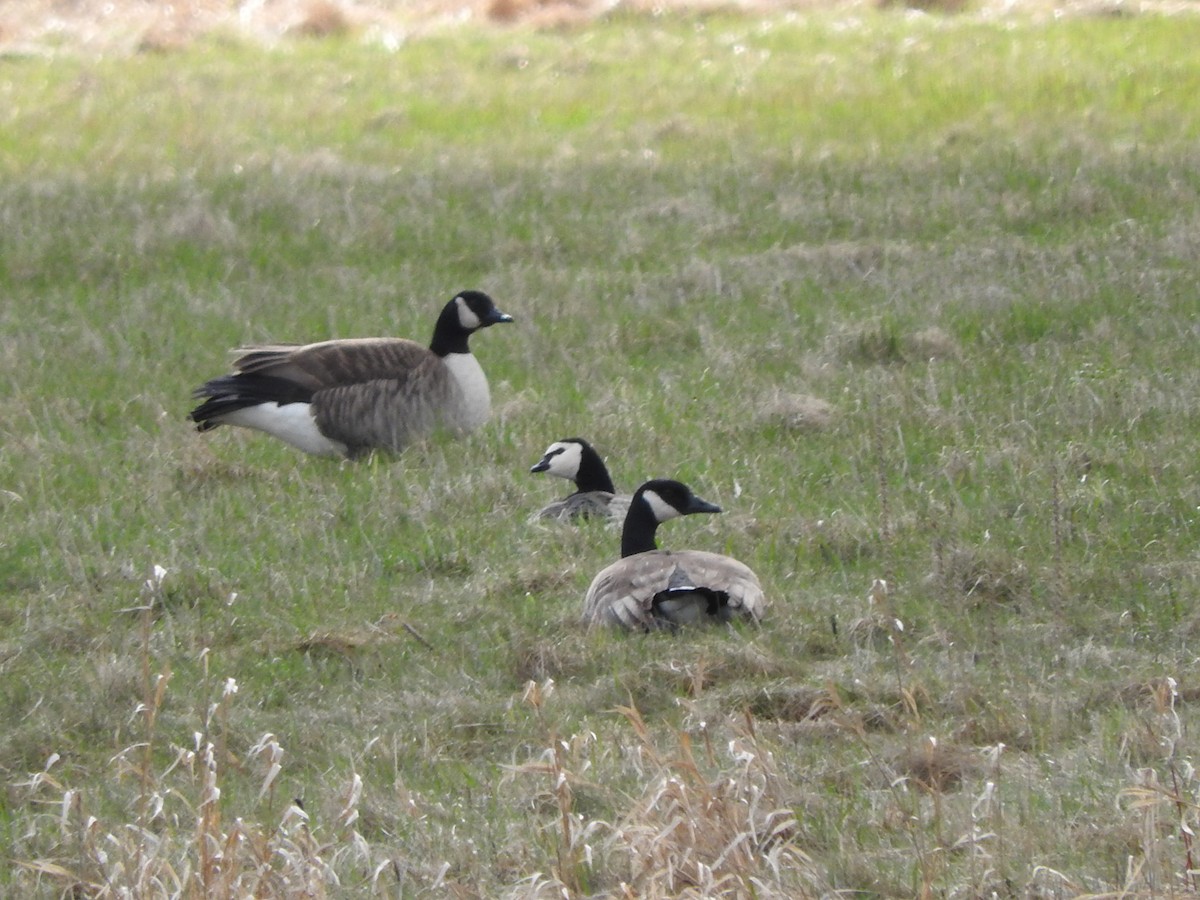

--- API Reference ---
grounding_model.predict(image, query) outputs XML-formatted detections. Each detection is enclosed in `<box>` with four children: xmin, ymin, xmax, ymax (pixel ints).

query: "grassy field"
<box><xmin>2</xmin><ymin>6</ymin><xmax>1200</xmax><ymax>897</ymax></box>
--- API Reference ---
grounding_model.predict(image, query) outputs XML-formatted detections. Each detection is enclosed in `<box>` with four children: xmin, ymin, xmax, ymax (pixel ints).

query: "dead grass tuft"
<box><xmin>649</xmin><ymin>645</ymin><xmax>781</xmax><ymax>699</ymax></box>
<box><xmin>1117</xmin><ymin>690</ymin><xmax>1200</xmax><ymax>894</ymax></box>
<box><xmin>803</xmin><ymin>514</ymin><xmax>878</xmax><ymax>567</ymax></box>
<box><xmin>11</xmin><ymin>617</ymin><xmax>374</xmax><ymax>897</ymax></box>
<box><xmin>877</xmin><ymin>0</ymin><xmax>972</xmax><ymax>12</ymax></box>
<box><xmin>487</xmin><ymin>0</ymin><xmax>543</xmax><ymax>22</ymax></box>
<box><xmin>829</xmin><ymin>321</ymin><xmax>961</xmax><ymax>367</ymax></box>
<box><xmin>490</xmin><ymin>565</ymin><xmax>578</xmax><ymax>599</ymax></box>
<box><xmin>604</xmin><ymin>705</ymin><xmax>820</xmax><ymax>896</ymax></box>
<box><xmin>135</xmin><ymin>24</ymin><xmax>191</xmax><ymax>53</ymax></box>
<box><xmin>1</xmin><ymin>0</ymin><xmax>1194</xmax><ymax>55</ymax></box>
<box><xmin>894</xmin><ymin>737</ymin><xmax>980</xmax><ymax>793</ymax></box>
<box><xmin>292</xmin><ymin>1</ymin><xmax>354</xmax><ymax>37</ymax></box>
<box><xmin>740</xmin><ymin>683</ymin><xmax>840</xmax><ymax>722</ymax></box>
<box><xmin>392</xmin><ymin>549</ymin><xmax>473</xmax><ymax>578</ymax></box>
<box><xmin>485</xmin><ymin>0</ymin><xmax>597</xmax><ymax>26</ymax></box>
<box><xmin>1117</xmin><ymin>675</ymin><xmax>1200</xmax><ymax>708</ymax></box>
<box><xmin>293</xmin><ymin>620</ymin><xmax>402</xmax><ymax>662</ymax></box>
<box><xmin>754</xmin><ymin>391</ymin><xmax>835</xmax><ymax>432</ymax></box>
<box><xmin>830</xmin><ymin>319</ymin><xmax>907</xmax><ymax>366</ymax></box>
<box><xmin>906</xmin><ymin>326</ymin><xmax>961</xmax><ymax>362</ymax></box>
<box><xmin>503</xmin><ymin>684</ymin><xmax>831</xmax><ymax>896</ymax></box>
<box><xmin>935</xmin><ymin>545</ymin><xmax>1031</xmax><ymax>608</ymax></box>
<box><xmin>509</xmin><ymin>691</ymin><xmax>823</xmax><ymax>896</ymax></box>
<box><xmin>843</xmin><ymin>608</ymin><xmax>897</xmax><ymax>648</ymax></box>
<box><xmin>511</xmin><ymin>634</ymin><xmax>594</xmax><ymax>682</ymax></box>
<box><xmin>175</xmin><ymin>453</ymin><xmax>259</xmax><ymax>489</ymax></box>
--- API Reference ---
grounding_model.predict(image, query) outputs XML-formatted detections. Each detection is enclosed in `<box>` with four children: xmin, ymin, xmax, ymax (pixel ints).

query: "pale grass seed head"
<box><xmin>12</xmin><ymin>671</ymin><xmax>376</xmax><ymax>899</ymax></box>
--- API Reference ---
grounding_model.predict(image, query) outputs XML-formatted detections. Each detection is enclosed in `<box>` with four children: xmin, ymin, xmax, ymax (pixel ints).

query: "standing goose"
<box><xmin>582</xmin><ymin>479</ymin><xmax>766</xmax><ymax>630</ymax></box>
<box><xmin>529</xmin><ymin>437</ymin><xmax>632</xmax><ymax>522</ymax></box>
<box><xmin>189</xmin><ymin>290</ymin><xmax>514</xmax><ymax>458</ymax></box>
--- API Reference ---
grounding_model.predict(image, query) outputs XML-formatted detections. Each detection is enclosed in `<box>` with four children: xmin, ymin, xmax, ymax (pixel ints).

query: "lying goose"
<box><xmin>189</xmin><ymin>290</ymin><xmax>513</xmax><ymax>458</ymax></box>
<box><xmin>529</xmin><ymin>437</ymin><xmax>633</xmax><ymax>522</ymax></box>
<box><xmin>582</xmin><ymin>479</ymin><xmax>766</xmax><ymax>630</ymax></box>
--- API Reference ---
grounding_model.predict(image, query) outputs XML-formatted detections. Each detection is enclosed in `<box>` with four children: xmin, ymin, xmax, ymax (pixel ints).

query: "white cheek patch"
<box><xmin>455</xmin><ymin>295</ymin><xmax>482</xmax><ymax>330</ymax></box>
<box><xmin>642</xmin><ymin>490</ymin><xmax>682</xmax><ymax>523</ymax></box>
<box><xmin>546</xmin><ymin>441</ymin><xmax>583</xmax><ymax>479</ymax></box>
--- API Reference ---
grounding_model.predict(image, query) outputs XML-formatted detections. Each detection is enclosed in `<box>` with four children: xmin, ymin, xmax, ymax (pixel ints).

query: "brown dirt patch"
<box><xmin>3</xmin><ymin>0</ymin><xmax>1196</xmax><ymax>56</ymax></box>
<box><xmin>0</xmin><ymin>0</ymin><xmax>825</xmax><ymax>54</ymax></box>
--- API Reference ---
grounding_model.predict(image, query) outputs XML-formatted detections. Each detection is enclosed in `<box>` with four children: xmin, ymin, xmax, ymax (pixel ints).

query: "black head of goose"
<box><xmin>581</xmin><ymin>478</ymin><xmax>767</xmax><ymax>630</ymax></box>
<box><xmin>189</xmin><ymin>290</ymin><xmax>514</xmax><ymax>458</ymax></box>
<box><xmin>529</xmin><ymin>437</ymin><xmax>632</xmax><ymax>522</ymax></box>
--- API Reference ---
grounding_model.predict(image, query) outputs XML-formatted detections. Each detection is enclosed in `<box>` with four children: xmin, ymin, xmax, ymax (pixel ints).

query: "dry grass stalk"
<box><xmin>1115</xmin><ymin>676</ymin><xmax>1199</xmax><ymax>894</ymax></box>
<box><xmin>506</xmin><ymin>694</ymin><xmax>821</xmax><ymax>897</ymax></box>
<box><xmin>510</xmin><ymin>679</ymin><xmax>594</xmax><ymax>896</ymax></box>
<box><xmin>858</xmin><ymin>578</ymin><xmax>918</xmax><ymax>723</ymax></box>
<box><xmin>12</xmin><ymin>574</ymin><xmax>373</xmax><ymax>898</ymax></box>
<box><xmin>603</xmin><ymin>705</ymin><xmax>816</xmax><ymax>897</ymax></box>
<box><xmin>15</xmin><ymin>724</ymin><xmax>370</xmax><ymax>898</ymax></box>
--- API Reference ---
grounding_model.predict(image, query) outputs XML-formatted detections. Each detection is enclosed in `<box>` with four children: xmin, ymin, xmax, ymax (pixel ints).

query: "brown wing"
<box><xmin>665</xmin><ymin>551</ymin><xmax>767</xmax><ymax>622</ymax></box>
<box><xmin>231</xmin><ymin>338</ymin><xmax>434</xmax><ymax>391</ymax></box>
<box><xmin>582</xmin><ymin>550</ymin><xmax>766</xmax><ymax>629</ymax></box>
<box><xmin>312</xmin><ymin>367</ymin><xmax>459</xmax><ymax>456</ymax></box>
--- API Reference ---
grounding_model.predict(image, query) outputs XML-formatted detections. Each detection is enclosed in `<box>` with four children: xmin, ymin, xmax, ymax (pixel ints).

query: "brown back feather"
<box><xmin>233</xmin><ymin>339</ymin><xmax>433</xmax><ymax>389</ymax></box>
<box><xmin>582</xmin><ymin>549</ymin><xmax>766</xmax><ymax>629</ymax></box>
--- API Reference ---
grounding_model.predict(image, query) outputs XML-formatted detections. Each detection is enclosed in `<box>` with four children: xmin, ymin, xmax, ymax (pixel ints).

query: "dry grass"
<box><xmin>3</xmin><ymin>10</ymin><xmax>1200</xmax><ymax>897</ymax></box>
<box><xmin>505</xmin><ymin>681</ymin><xmax>825</xmax><ymax>897</ymax></box>
<box><xmin>754</xmin><ymin>391</ymin><xmax>835</xmax><ymax>432</ymax></box>
<box><xmin>0</xmin><ymin>0</ymin><xmax>796</xmax><ymax>53</ymax></box>
<box><xmin>3</xmin><ymin>0</ymin><xmax>1198</xmax><ymax>56</ymax></box>
<box><xmin>10</xmin><ymin>573</ymin><xmax>373</xmax><ymax>898</ymax></box>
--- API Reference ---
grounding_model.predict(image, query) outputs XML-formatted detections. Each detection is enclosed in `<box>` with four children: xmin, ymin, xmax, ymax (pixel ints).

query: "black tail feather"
<box><xmin>188</xmin><ymin>374</ymin><xmax>314</xmax><ymax>431</ymax></box>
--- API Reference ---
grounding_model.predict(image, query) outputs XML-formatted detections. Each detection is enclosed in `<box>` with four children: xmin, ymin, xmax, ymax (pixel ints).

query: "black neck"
<box><xmin>620</xmin><ymin>497</ymin><xmax>660</xmax><ymax>557</ymax></box>
<box><xmin>574</xmin><ymin>445</ymin><xmax>617</xmax><ymax>494</ymax></box>
<box><xmin>429</xmin><ymin>304</ymin><xmax>471</xmax><ymax>357</ymax></box>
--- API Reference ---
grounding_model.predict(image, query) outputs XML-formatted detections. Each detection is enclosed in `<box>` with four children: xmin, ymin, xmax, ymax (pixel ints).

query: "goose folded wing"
<box><xmin>583</xmin><ymin>551</ymin><xmax>686</xmax><ymax>629</ymax></box>
<box><xmin>582</xmin><ymin>565</ymin><xmax>658</xmax><ymax>629</ymax></box>
<box><xmin>309</xmin><ymin>368</ymin><xmax>458</xmax><ymax>451</ymax></box>
<box><xmin>664</xmin><ymin>551</ymin><xmax>767</xmax><ymax>622</ymax></box>
<box><xmin>232</xmin><ymin>338</ymin><xmax>435</xmax><ymax>390</ymax></box>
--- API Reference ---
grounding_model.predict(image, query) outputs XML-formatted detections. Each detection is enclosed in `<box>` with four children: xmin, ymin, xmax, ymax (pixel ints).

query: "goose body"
<box><xmin>582</xmin><ymin>479</ymin><xmax>766</xmax><ymax>630</ymax></box>
<box><xmin>189</xmin><ymin>291</ymin><xmax>513</xmax><ymax>458</ymax></box>
<box><xmin>529</xmin><ymin>438</ymin><xmax>632</xmax><ymax>522</ymax></box>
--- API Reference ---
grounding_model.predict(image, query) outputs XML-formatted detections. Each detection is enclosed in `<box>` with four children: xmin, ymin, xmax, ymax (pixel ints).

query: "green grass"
<box><xmin>3</xmin><ymin>7</ymin><xmax>1200</xmax><ymax>897</ymax></box>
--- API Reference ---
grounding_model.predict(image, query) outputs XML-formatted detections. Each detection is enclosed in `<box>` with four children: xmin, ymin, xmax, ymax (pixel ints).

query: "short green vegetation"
<box><xmin>2</xmin><ymin>9</ymin><xmax>1198</xmax><ymax>897</ymax></box>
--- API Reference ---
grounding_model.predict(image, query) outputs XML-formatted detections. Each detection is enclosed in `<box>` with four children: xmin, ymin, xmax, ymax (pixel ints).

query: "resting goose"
<box><xmin>529</xmin><ymin>438</ymin><xmax>632</xmax><ymax>522</ymax></box>
<box><xmin>582</xmin><ymin>479</ymin><xmax>767</xmax><ymax>630</ymax></box>
<box><xmin>189</xmin><ymin>290</ymin><xmax>513</xmax><ymax>458</ymax></box>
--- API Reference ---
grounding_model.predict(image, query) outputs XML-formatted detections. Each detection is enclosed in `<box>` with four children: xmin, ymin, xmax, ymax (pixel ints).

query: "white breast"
<box><xmin>442</xmin><ymin>353</ymin><xmax>492</xmax><ymax>432</ymax></box>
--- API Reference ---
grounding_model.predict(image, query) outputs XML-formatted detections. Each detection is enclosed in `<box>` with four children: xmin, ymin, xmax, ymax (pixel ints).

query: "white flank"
<box><xmin>442</xmin><ymin>352</ymin><xmax>491</xmax><ymax>431</ymax></box>
<box><xmin>220</xmin><ymin>403</ymin><xmax>347</xmax><ymax>457</ymax></box>
<box><xmin>642</xmin><ymin>490</ymin><xmax>683</xmax><ymax>523</ymax></box>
